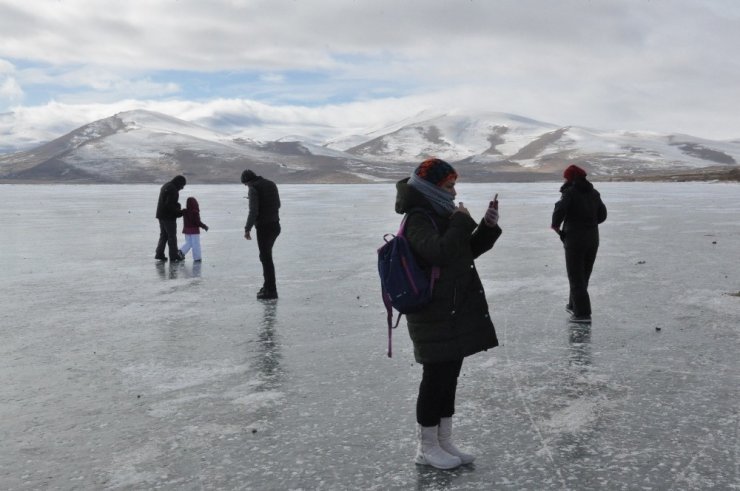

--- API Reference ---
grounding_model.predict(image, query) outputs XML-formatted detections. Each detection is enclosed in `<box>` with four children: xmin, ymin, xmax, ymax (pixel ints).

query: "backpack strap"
<box><xmin>404</xmin><ymin>208</ymin><xmax>441</xmax><ymax>293</ymax></box>
<box><xmin>381</xmin><ymin>232</ymin><xmax>405</xmax><ymax>357</ymax></box>
<box><xmin>384</xmin><ymin>208</ymin><xmax>440</xmax><ymax>358</ymax></box>
<box><xmin>382</xmin><ymin>291</ymin><xmax>403</xmax><ymax>357</ymax></box>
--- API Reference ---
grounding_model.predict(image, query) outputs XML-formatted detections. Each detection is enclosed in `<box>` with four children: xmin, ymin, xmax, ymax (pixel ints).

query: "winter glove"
<box><xmin>203</xmin><ymin>225</ymin><xmax>209</xmax><ymax>232</ymax></box>
<box><xmin>484</xmin><ymin>206</ymin><xmax>499</xmax><ymax>227</ymax></box>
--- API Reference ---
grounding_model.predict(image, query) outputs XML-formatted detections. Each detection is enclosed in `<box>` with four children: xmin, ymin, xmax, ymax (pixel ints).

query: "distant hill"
<box><xmin>329</xmin><ymin>110</ymin><xmax>740</xmax><ymax>181</ymax></box>
<box><xmin>1</xmin><ymin>109</ymin><xmax>738</xmax><ymax>183</ymax></box>
<box><xmin>0</xmin><ymin>110</ymin><xmax>377</xmax><ymax>184</ymax></box>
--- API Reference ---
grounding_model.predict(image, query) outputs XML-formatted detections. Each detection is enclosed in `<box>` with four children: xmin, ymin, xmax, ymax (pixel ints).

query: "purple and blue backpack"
<box><xmin>378</xmin><ymin>211</ymin><xmax>439</xmax><ymax>357</ymax></box>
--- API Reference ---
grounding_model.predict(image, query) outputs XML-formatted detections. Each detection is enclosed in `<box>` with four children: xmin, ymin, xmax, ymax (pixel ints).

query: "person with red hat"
<box><xmin>551</xmin><ymin>164</ymin><xmax>607</xmax><ymax>323</ymax></box>
<box><xmin>394</xmin><ymin>157</ymin><xmax>502</xmax><ymax>469</ymax></box>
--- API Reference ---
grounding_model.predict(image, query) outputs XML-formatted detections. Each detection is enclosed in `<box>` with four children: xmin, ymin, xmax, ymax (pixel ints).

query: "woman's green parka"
<box><xmin>395</xmin><ymin>178</ymin><xmax>501</xmax><ymax>364</ymax></box>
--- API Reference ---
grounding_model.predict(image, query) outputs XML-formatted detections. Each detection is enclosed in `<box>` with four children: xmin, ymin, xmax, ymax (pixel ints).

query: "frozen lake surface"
<box><xmin>1</xmin><ymin>182</ymin><xmax>739</xmax><ymax>490</ymax></box>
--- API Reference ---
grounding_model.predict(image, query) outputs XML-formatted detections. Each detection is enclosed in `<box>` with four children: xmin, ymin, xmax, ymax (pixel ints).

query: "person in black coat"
<box><xmin>551</xmin><ymin>165</ymin><xmax>607</xmax><ymax>323</ymax></box>
<box><xmin>395</xmin><ymin>158</ymin><xmax>501</xmax><ymax>470</ymax></box>
<box><xmin>154</xmin><ymin>175</ymin><xmax>186</xmax><ymax>262</ymax></box>
<box><xmin>241</xmin><ymin>170</ymin><xmax>281</xmax><ymax>300</ymax></box>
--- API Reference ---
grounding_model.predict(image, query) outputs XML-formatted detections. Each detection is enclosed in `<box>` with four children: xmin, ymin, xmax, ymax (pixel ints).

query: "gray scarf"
<box><xmin>408</xmin><ymin>173</ymin><xmax>456</xmax><ymax>216</ymax></box>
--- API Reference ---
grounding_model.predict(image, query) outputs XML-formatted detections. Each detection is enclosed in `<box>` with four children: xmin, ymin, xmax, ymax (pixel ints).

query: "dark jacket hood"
<box><xmin>172</xmin><ymin>175</ymin><xmax>187</xmax><ymax>190</ymax></box>
<box><xmin>395</xmin><ymin>177</ymin><xmax>433</xmax><ymax>215</ymax></box>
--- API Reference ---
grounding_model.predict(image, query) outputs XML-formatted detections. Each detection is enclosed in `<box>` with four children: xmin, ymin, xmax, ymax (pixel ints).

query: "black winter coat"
<box><xmin>155</xmin><ymin>179</ymin><xmax>184</xmax><ymax>220</ymax></box>
<box><xmin>245</xmin><ymin>177</ymin><xmax>281</xmax><ymax>232</ymax></box>
<box><xmin>395</xmin><ymin>178</ymin><xmax>501</xmax><ymax>364</ymax></box>
<box><xmin>551</xmin><ymin>178</ymin><xmax>607</xmax><ymax>248</ymax></box>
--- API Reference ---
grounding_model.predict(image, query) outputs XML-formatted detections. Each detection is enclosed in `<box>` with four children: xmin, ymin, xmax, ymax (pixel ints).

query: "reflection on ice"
<box><xmin>415</xmin><ymin>463</ymin><xmax>477</xmax><ymax>490</ymax></box>
<box><xmin>255</xmin><ymin>301</ymin><xmax>282</xmax><ymax>389</ymax></box>
<box><xmin>568</xmin><ymin>324</ymin><xmax>592</xmax><ymax>371</ymax></box>
<box><xmin>155</xmin><ymin>260</ymin><xmax>202</xmax><ymax>280</ymax></box>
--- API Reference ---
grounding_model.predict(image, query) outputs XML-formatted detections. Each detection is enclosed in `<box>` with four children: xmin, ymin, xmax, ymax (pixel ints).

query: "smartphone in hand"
<box><xmin>490</xmin><ymin>193</ymin><xmax>499</xmax><ymax>210</ymax></box>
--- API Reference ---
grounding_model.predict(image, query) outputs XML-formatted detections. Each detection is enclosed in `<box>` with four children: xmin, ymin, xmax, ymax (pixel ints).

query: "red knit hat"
<box><xmin>563</xmin><ymin>164</ymin><xmax>587</xmax><ymax>182</ymax></box>
<box><xmin>414</xmin><ymin>158</ymin><xmax>458</xmax><ymax>187</ymax></box>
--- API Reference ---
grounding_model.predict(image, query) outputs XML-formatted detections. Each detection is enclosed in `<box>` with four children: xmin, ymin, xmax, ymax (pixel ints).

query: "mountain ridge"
<box><xmin>1</xmin><ymin>109</ymin><xmax>738</xmax><ymax>183</ymax></box>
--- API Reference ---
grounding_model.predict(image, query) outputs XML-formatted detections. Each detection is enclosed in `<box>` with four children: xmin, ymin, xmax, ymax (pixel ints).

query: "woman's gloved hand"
<box><xmin>484</xmin><ymin>204</ymin><xmax>499</xmax><ymax>227</ymax></box>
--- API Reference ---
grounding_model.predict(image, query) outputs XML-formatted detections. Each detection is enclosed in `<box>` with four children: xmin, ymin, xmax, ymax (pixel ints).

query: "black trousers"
<box><xmin>155</xmin><ymin>219</ymin><xmax>179</xmax><ymax>260</ymax></box>
<box><xmin>256</xmin><ymin>222</ymin><xmax>281</xmax><ymax>292</ymax></box>
<box><xmin>564</xmin><ymin>228</ymin><xmax>599</xmax><ymax>317</ymax></box>
<box><xmin>417</xmin><ymin>358</ymin><xmax>464</xmax><ymax>427</ymax></box>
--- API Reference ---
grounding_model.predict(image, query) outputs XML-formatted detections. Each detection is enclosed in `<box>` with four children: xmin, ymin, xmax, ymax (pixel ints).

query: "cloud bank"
<box><xmin>1</xmin><ymin>0</ymin><xmax>739</xmax><ymax>150</ymax></box>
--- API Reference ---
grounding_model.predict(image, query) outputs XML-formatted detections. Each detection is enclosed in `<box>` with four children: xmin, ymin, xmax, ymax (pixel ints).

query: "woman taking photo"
<box><xmin>393</xmin><ymin>158</ymin><xmax>502</xmax><ymax>470</ymax></box>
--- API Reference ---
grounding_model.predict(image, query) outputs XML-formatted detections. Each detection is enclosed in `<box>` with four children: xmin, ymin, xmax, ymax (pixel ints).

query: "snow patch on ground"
<box><xmin>121</xmin><ymin>362</ymin><xmax>249</xmax><ymax>392</ymax></box>
<box><xmin>231</xmin><ymin>390</ymin><xmax>284</xmax><ymax>408</ymax></box>
<box><xmin>108</xmin><ymin>443</ymin><xmax>163</xmax><ymax>489</ymax></box>
<box><xmin>542</xmin><ymin>398</ymin><xmax>601</xmax><ymax>434</ymax></box>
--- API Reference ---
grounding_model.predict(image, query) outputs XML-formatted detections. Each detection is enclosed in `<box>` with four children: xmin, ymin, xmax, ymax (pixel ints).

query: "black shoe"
<box><xmin>257</xmin><ymin>290</ymin><xmax>278</xmax><ymax>300</ymax></box>
<box><xmin>177</xmin><ymin>250</ymin><xmax>185</xmax><ymax>260</ymax></box>
<box><xmin>170</xmin><ymin>256</ymin><xmax>184</xmax><ymax>263</ymax></box>
<box><xmin>155</xmin><ymin>255</ymin><xmax>167</xmax><ymax>262</ymax></box>
<box><xmin>568</xmin><ymin>314</ymin><xmax>591</xmax><ymax>324</ymax></box>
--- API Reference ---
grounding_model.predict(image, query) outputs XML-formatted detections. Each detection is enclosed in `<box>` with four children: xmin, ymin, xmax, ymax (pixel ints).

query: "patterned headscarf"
<box><xmin>414</xmin><ymin>158</ymin><xmax>458</xmax><ymax>186</ymax></box>
<box><xmin>408</xmin><ymin>158</ymin><xmax>458</xmax><ymax>216</ymax></box>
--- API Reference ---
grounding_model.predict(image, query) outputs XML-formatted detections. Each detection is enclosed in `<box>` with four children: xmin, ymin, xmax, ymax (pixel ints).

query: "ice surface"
<box><xmin>1</xmin><ymin>182</ymin><xmax>739</xmax><ymax>490</ymax></box>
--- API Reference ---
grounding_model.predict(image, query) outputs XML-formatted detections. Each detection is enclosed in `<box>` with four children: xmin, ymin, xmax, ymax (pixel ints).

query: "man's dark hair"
<box><xmin>173</xmin><ymin>175</ymin><xmax>187</xmax><ymax>189</ymax></box>
<box><xmin>241</xmin><ymin>170</ymin><xmax>257</xmax><ymax>184</ymax></box>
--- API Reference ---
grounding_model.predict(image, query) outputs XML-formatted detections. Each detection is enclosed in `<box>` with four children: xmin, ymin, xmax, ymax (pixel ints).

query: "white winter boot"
<box><xmin>438</xmin><ymin>417</ymin><xmax>476</xmax><ymax>465</ymax></box>
<box><xmin>415</xmin><ymin>424</ymin><xmax>462</xmax><ymax>469</ymax></box>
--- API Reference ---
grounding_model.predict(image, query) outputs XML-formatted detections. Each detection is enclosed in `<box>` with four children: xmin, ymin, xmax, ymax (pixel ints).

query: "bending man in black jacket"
<box><xmin>551</xmin><ymin>165</ymin><xmax>607</xmax><ymax>323</ymax></box>
<box><xmin>155</xmin><ymin>175</ymin><xmax>186</xmax><ymax>262</ymax></box>
<box><xmin>241</xmin><ymin>170</ymin><xmax>281</xmax><ymax>300</ymax></box>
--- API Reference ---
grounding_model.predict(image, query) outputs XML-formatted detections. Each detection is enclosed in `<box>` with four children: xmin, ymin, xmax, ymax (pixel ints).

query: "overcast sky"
<box><xmin>1</xmin><ymin>0</ymin><xmax>739</xmax><ymax>150</ymax></box>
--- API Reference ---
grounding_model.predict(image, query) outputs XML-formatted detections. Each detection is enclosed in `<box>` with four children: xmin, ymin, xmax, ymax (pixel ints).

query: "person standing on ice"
<box><xmin>551</xmin><ymin>164</ymin><xmax>607</xmax><ymax>324</ymax></box>
<box><xmin>241</xmin><ymin>169</ymin><xmax>281</xmax><ymax>300</ymax></box>
<box><xmin>177</xmin><ymin>197</ymin><xmax>209</xmax><ymax>262</ymax></box>
<box><xmin>394</xmin><ymin>158</ymin><xmax>502</xmax><ymax>470</ymax></box>
<box><xmin>154</xmin><ymin>174</ymin><xmax>186</xmax><ymax>262</ymax></box>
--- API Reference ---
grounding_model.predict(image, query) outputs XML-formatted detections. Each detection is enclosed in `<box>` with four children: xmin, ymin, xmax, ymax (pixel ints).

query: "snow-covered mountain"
<box><xmin>1</xmin><ymin>109</ymin><xmax>738</xmax><ymax>183</ymax></box>
<box><xmin>330</xmin><ymin>110</ymin><xmax>740</xmax><ymax>179</ymax></box>
<box><xmin>0</xmin><ymin>110</ymin><xmax>375</xmax><ymax>183</ymax></box>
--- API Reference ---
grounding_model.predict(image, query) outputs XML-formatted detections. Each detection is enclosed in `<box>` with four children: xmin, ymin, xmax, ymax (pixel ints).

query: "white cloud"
<box><xmin>0</xmin><ymin>59</ymin><xmax>15</xmax><ymax>74</ymax></box>
<box><xmin>0</xmin><ymin>0</ymin><xmax>739</xmax><ymax>145</ymax></box>
<box><xmin>0</xmin><ymin>77</ymin><xmax>23</xmax><ymax>103</ymax></box>
<box><xmin>0</xmin><ymin>101</ymin><xmax>132</xmax><ymax>147</ymax></box>
<box><xmin>16</xmin><ymin>65</ymin><xmax>181</xmax><ymax>102</ymax></box>
<box><xmin>260</xmin><ymin>73</ymin><xmax>285</xmax><ymax>84</ymax></box>
<box><xmin>0</xmin><ymin>59</ymin><xmax>23</xmax><ymax>104</ymax></box>
<box><xmin>0</xmin><ymin>96</ymin><xmax>425</xmax><ymax>149</ymax></box>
